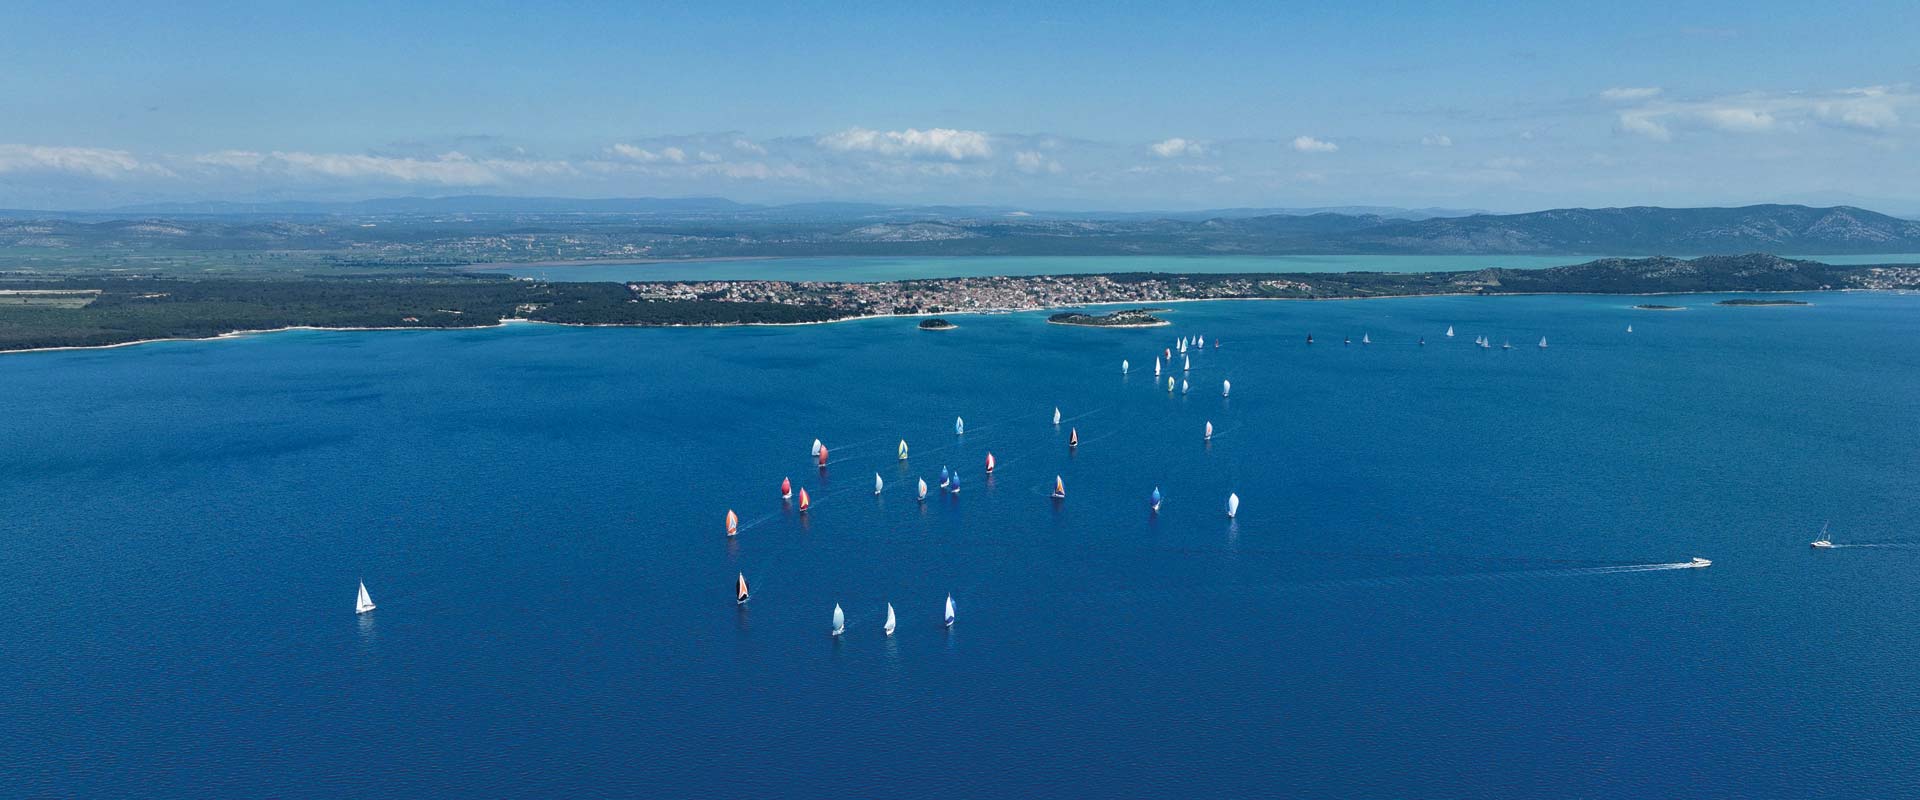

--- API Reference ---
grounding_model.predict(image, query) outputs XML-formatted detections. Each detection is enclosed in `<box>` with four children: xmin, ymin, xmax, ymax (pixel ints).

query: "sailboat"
<box><xmin>355</xmin><ymin>581</ymin><xmax>376</xmax><ymax>615</ymax></box>
<box><xmin>1122</xmin><ymin>359</ymin><xmax>1130</xmax><ymax>374</ymax></box>
<box><xmin>898</xmin><ymin>440</ymin><xmax>909</xmax><ymax>460</ymax></box>
<box><xmin>1205</xmin><ymin>420</ymin><xmax>1213</xmax><ymax>441</ymax></box>
<box><xmin>817</xmin><ymin>446</ymin><xmax>829</xmax><ymax>467</ymax></box>
<box><xmin>1502</xmin><ymin>340</ymin><xmax>1512</xmax><ymax>350</ymax></box>
<box><xmin>874</xmin><ymin>473</ymin><xmax>884</xmax><ymax>495</ymax></box>
<box><xmin>1051</xmin><ymin>475</ymin><xmax>1066</xmax><ymax>499</ymax></box>
<box><xmin>985</xmin><ymin>452</ymin><xmax>996</xmax><ymax>473</ymax></box>
<box><xmin>831</xmin><ymin>604</ymin><xmax>846</xmax><ymax>636</ymax></box>
<box><xmin>1812</xmin><ymin>521</ymin><xmax>1834</xmax><ymax>549</ymax></box>
<box><xmin>1150</xmin><ymin>486</ymin><xmax>1162</xmax><ymax>512</ymax></box>
<box><xmin>1197</xmin><ymin>335</ymin><xmax>1204</xmax><ymax>347</ymax></box>
<box><xmin>1226</xmin><ymin>492</ymin><xmax>1240</xmax><ymax>518</ymax></box>
<box><xmin>811</xmin><ymin>438</ymin><xmax>823</xmax><ymax>458</ymax></box>
<box><xmin>737</xmin><ymin>573</ymin><xmax>750</xmax><ymax>604</ymax></box>
<box><xmin>781</xmin><ymin>476</ymin><xmax>793</xmax><ymax>500</ymax></box>
<box><xmin>1446</xmin><ymin>325</ymin><xmax>1455</xmax><ymax>337</ymax></box>
<box><xmin>1167</xmin><ymin>376</ymin><xmax>1175</xmax><ymax>392</ymax></box>
<box><xmin>1538</xmin><ymin>337</ymin><xmax>1548</xmax><ymax>349</ymax></box>
<box><xmin>940</xmin><ymin>465</ymin><xmax>950</xmax><ymax>489</ymax></box>
<box><xmin>1053</xmin><ymin>407</ymin><xmax>1062</xmax><ymax>425</ymax></box>
<box><xmin>726</xmin><ymin>509</ymin><xmax>739</xmax><ymax>537</ymax></box>
<box><xmin>1222</xmin><ymin>379</ymin><xmax>1231</xmax><ymax>397</ymax></box>
<box><xmin>1068</xmin><ymin>428</ymin><xmax>1079</xmax><ymax>448</ymax></box>
<box><xmin>884</xmin><ymin>603</ymin><xmax>896</xmax><ymax>635</ymax></box>
<box><xmin>1183</xmin><ymin>355</ymin><xmax>1190</xmax><ymax>372</ymax></box>
<box><xmin>1155</xmin><ymin>357</ymin><xmax>1162</xmax><ymax>376</ymax></box>
<box><xmin>1419</xmin><ymin>337</ymin><xmax>1425</xmax><ymax>346</ymax></box>
<box><xmin>1626</xmin><ymin>324</ymin><xmax>1633</xmax><ymax>333</ymax></box>
<box><xmin>1164</xmin><ymin>348</ymin><xmax>1171</xmax><ymax>360</ymax></box>
<box><xmin>1181</xmin><ymin>379</ymin><xmax>1190</xmax><ymax>395</ymax></box>
<box><xmin>1363</xmin><ymin>333</ymin><xmax>1372</xmax><ymax>345</ymax></box>
<box><xmin>944</xmin><ymin>594</ymin><xmax>956</xmax><ymax>628</ymax></box>
<box><xmin>955</xmin><ymin>416</ymin><xmax>965</xmax><ymax>435</ymax></box>
<box><xmin>917</xmin><ymin>477</ymin><xmax>928</xmax><ymax>501</ymax></box>
<box><xmin>1307</xmin><ymin>333</ymin><xmax>1314</xmax><ymax>344</ymax></box>
<box><xmin>1344</xmin><ymin>337</ymin><xmax>1351</xmax><ymax>345</ymax></box>
<box><xmin>797</xmin><ymin>488</ymin><xmax>811</xmax><ymax>512</ymax></box>
<box><xmin>949</xmin><ymin>471</ymin><xmax>961</xmax><ymax>494</ymax></box>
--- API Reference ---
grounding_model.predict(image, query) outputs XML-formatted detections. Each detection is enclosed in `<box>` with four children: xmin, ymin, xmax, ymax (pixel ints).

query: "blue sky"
<box><xmin>3</xmin><ymin>0</ymin><xmax>1918</xmax><ymax>211</ymax></box>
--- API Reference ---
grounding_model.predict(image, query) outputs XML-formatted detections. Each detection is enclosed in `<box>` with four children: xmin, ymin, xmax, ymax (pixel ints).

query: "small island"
<box><xmin>1634</xmin><ymin>304</ymin><xmax>1686</xmax><ymax>311</ymax></box>
<box><xmin>1047</xmin><ymin>308</ymin><xmax>1169</xmax><ymax>327</ymax></box>
<box><xmin>917</xmin><ymin>317</ymin><xmax>957</xmax><ymax>330</ymax></box>
<box><xmin>1716</xmin><ymin>298</ymin><xmax>1810</xmax><ymax>306</ymax></box>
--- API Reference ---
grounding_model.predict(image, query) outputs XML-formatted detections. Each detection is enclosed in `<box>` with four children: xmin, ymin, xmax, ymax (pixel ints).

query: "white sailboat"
<box><xmin>1051</xmin><ymin>475</ymin><xmax>1066</xmax><ymax>499</ymax></box>
<box><xmin>811</xmin><ymin>438</ymin><xmax>823</xmax><ymax>458</ymax></box>
<box><xmin>355</xmin><ymin>581</ymin><xmax>376</xmax><ymax>614</ymax></box>
<box><xmin>1155</xmin><ymin>357</ymin><xmax>1162</xmax><ymax>376</ymax></box>
<box><xmin>1626</xmin><ymin>324</ymin><xmax>1633</xmax><ymax>333</ymax></box>
<box><xmin>1053</xmin><ymin>407</ymin><xmax>1062</xmax><ymax>425</ymax></box>
<box><xmin>1363</xmin><ymin>333</ymin><xmax>1371</xmax><ymax>345</ymax></box>
<box><xmin>1197</xmin><ymin>335</ymin><xmax>1204</xmax><ymax>347</ymax></box>
<box><xmin>955</xmin><ymin>416</ymin><xmax>965</xmax><ymax>435</ymax></box>
<box><xmin>1122</xmin><ymin>359</ymin><xmax>1129</xmax><ymax>374</ymax></box>
<box><xmin>898</xmin><ymin>440</ymin><xmax>909</xmax><ymax>460</ymax></box>
<box><xmin>944</xmin><ymin>594</ymin><xmax>955</xmax><ymax>628</ymax></box>
<box><xmin>1183</xmin><ymin>355</ymin><xmax>1190</xmax><ymax>372</ymax></box>
<box><xmin>1205</xmin><ymin>420</ymin><xmax>1213</xmax><ymax>441</ymax></box>
<box><xmin>1167</xmin><ymin>376</ymin><xmax>1175</xmax><ymax>392</ymax></box>
<box><xmin>1226</xmin><ymin>492</ymin><xmax>1240</xmax><ymax>518</ymax></box>
<box><xmin>874</xmin><ymin>472</ymin><xmax>884</xmax><ymax>495</ymax></box>
<box><xmin>1812</xmin><ymin>521</ymin><xmax>1834</xmax><ymax>549</ymax></box>
<box><xmin>884</xmin><ymin>603</ymin><xmax>897</xmax><ymax>635</ymax></box>
<box><xmin>737</xmin><ymin>573</ymin><xmax>750</xmax><ymax>604</ymax></box>
<box><xmin>1181</xmin><ymin>379</ymin><xmax>1189</xmax><ymax>395</ymax></box>
<box><xmin>1446</xmin><ymin>325</ymin><xmax>1455</xmax><ymax>337</ymax></box>
<box><xmin>832</xmin><ymin>603</ymin><xmax>846</xmax><ymax>636</ymax></box>
<box><xmin>918</xmin><ymin>477</ymin><xmax>928</xmax><ymax>501</ymax></box>
<box><xmin>1222</xmin><ymin>379</ymin><xmax>1231</xmax><ymax>397</ymax></box>
<box><xmin>1538</xmin><ymin>337</ymin><xmax>1548</xmax><ymax>349</ymax></box>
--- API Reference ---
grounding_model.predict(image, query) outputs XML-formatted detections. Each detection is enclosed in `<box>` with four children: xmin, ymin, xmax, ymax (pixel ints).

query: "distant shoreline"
<box><xmin>456</xmin><ymin>256</ymin><xmax>779</xmax><ymax>271</ymax></box>
<box><xmin>0</xmin><ymin>288</ymin><xmax>1853</xmax><ymax>356</ymax></box>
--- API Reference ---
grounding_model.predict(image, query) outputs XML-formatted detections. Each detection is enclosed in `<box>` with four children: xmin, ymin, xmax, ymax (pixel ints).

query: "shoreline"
<box><xmin>0</xmin><ymin>288</ymin><xmax>1850</xmax><ymax>356</ymax></box>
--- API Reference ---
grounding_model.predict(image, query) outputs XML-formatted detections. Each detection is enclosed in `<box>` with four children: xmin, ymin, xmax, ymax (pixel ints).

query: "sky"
<box><xmin>2</xmin><ymin>0</ymin><xmax>1918</xmax><ymax>212</ymax></box>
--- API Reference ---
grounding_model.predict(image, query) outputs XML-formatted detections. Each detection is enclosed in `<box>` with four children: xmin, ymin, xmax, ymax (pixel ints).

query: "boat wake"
<box><xmin>1824</xmin><ymin>542</ymin><xmax>1920</xmax><ymax>549</ymax></box>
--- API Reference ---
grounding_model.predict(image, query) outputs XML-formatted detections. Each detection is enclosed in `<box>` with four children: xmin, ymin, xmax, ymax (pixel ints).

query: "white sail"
<box><xmin>1183</xmin><ymin>355</ymin><xmax>1190</xmax><ymax>372</ymax></box>
<box><xmin>356</xmin><ymin>581</ymin><xmax>376</xmax><ymax>614</ymax></box>
<box><xmin>832</xmin><ymin>603</ymin><xmax>845</xmax><ymax>636</ymax></box>
<box><xmin>1205</xmin><ymin>420</ymin><xmax>1213</xmax><ymax>440</ymax></box>
<box><xmin>1227</xmin><ymin>492</ymin><xmax>1240</xmax><ymax>518</ymax></box>
<box><xmin>918</xmin><ymin>477</ymin><xmax>928</xmax><ymax>500</ymax></box>
<box><xmin>1446</xmin><ymin>325</ymin><xmax>1454</xmax><ymax>337</ymax></box>
<box><xmin>1167</xmin><ymin>376</ymin><xmax>1175</xmax><ymax>392</ymax></box>
<box><xmin>1627</xmin><ymin>324</ymin><xmax>1633</xmax><ymax>333</ymax></box>
<box><xmin>1363</xmin><ymin>333</ymin><xmax>1371</xmax><ymax>344</ymax></box>
<box><xmin>874</xmin><ymin>472</ymin><xmax>884</xmax><ymax>494</ymax></box>
<box><xmin>1222</xmin><ymin>379</ymin><xmax>1231</xmax><ymax>397</ymax></box>
<box><xmin>1181</xmin><ymin>379</ymin><xmax>1189</xmax><ymax>394</ymax></box>
<box><xmin>944</xmin><ymin>594</ymin><xmax>955</xmax><ymax>627</ymax></box>
<box><xmin>1155</xmin><ymin>357</ymin><xmax>1162</xmax><ymax>376</ymax></box>
<box><xmin>955</xmin><ymin>416</ymin><xmax>965</xmax><ymax>435</ymax></box>
<box><xmin>1053</xmin><ymin>407</ymin><xmax>1062</xmax><ymax>425</ymax></box>
<box><xmin>1538</xmin><ymin>337</ymin><xmax>1548</xmax><ymax>348</ymax></box>
<box><xmin>811</xmin><ymin>438</ymin><xmax>823</xmax><ymax>457</ymax></box>
<box><xmin>884</xmin><ymin>603</ymin><xmax>897</xmax><ymax>635</ymax></box>
<box><xmin>1121</xmin><ymin>359</ymin><xmax>1129</xmax><ymax>373</ymax></box>
<box><xmin>898</xmin><ymin>439</ymin><xmax>909</xmax><ymax>460</ymax></box>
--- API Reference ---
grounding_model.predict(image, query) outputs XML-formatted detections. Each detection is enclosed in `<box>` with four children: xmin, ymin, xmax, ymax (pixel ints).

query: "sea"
<box><xmin>4</xmin><ymin>288</ymin><xmax>1919</xmax><ymax>797</ymax></box>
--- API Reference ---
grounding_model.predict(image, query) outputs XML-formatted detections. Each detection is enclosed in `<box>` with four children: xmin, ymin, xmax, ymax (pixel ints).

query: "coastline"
<box><xmin>0</xmin><ymin>287</ymin><xmax>1844</xmax><ymax>356</ymax></box>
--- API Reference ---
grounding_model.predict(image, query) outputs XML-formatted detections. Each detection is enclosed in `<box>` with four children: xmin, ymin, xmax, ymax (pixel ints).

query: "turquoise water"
<box><xmin>5</xmin><ymin>292</ymin><xmax>1920</xmax><ymax>797</ymax></box>
<box><xmin>497</xmin><ymin>253</ymin><xmax>1920</xmax><ymax>283</ymax></box>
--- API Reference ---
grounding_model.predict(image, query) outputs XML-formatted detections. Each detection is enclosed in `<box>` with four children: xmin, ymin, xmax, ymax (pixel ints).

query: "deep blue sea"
<box><xmin>5</xmin><ymin>292</ymin><xmax>1920</xmax><ymax>797</ymax></box>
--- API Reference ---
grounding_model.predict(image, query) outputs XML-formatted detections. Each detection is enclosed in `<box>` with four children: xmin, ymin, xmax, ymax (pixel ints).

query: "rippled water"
<box><xmin>4</xmin><ymin>292</ymin><xmax>1918</xmax><ymax>797</ymax></box>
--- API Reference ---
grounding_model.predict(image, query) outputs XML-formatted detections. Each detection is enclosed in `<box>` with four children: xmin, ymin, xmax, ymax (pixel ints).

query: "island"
<box><xmin>1634</xmin><ymin>304</ymin><xmax>1686</xmax><ymax>310</ymax></box>
<box><xmin>917</xmin><ymin>317</ymin><xmax>956</xmax><ymax>330</ymax></box>
<box><xmin>1046</xmin><ymin>308</ymin><xmax>1169</xmax><ymax>327</ymax></box>
<box><xmin>1716</xmin><ymin>298</ymin><xmax>1811</xmax><ymax>306</ymax></box>
<box><xmin>0</xmin><ymin>253</ymin><xmax>1913</xmax><ymax>352</ymax></box>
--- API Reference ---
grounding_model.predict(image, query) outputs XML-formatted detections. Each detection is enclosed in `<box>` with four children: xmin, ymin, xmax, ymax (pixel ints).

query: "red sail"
<box><xmin>817</xmin><ymin>447</ymin><xmax>829</xmax><ymax>467</ymax></box>
<box><xmin>798</xmin><ymin>488</ymin><xmax>811</xmax><ymax>510</ymax></box>
<box><xmin>780</xmin><ymin>476</ymin><xmax>792</xmax><ymax>497</ymax></box>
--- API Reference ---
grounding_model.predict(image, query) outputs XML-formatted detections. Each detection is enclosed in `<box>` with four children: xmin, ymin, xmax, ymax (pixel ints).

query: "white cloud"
<box><xmin>730</xmin><ymin>137</ymin><xmax>768</xmax><ymax>156</ymax></box>
<box><xmin>609</xmin><ymin>143</ymin><xmax>687</xmax><ymax>163</ymax></box>
<box><xmin>1150</xmin><ymin>137</ymin><xmax>1206</xmax><ymax>158</ymax></box>
<box><xmin>1421</xmin><ymin>134</ymin><xmax>1453</xmax><ymax>147</ymax></box>
<box><xmin>193</xmin><ymin>150</ymin><xmax>575</xmax><ymax>185</ymax></box>
<box><xmin>817</xmin><ymin>127</ymin><xmax>992</xmax><ymax>160</ymax></box>
<box><xmin>1617</xmin><ymin>112</ymin><xmax>1672</xmax><ymax>140</ymax></box>
<box><xmin>1610</xmin><ymin>86</ymin><xmax>1914</xmax><ymax>141</ymax></box>
<box><xmin>1291</xmin><ymin>136</ymin><xmax>1338</xmax><ymax>153</ymax></box>
<box><xmin>1601</xmin><ymin>87</ymin><xmax>1663</xmax><ymax>101</ymax></box>
<box><xmin>1702</xmin><ymin>107</ymin><xmax>1775</xmax><ymax>132</ymax></box>
<box><xmin>1014</xmin><ymin>150</ymin><xmax>1064</xmax><ymax>174</ymax></box>
<box><xmin>0</xmin><ymin>144</ymin><xmax>167</xmax><ymax>179</ymax></box>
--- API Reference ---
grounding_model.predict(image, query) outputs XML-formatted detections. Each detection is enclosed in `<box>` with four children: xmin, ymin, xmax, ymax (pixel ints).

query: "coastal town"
<box><xmin>624</xmin><ymin>273</ymin><xmax>1319</xmax><ymax>316</ymax></box>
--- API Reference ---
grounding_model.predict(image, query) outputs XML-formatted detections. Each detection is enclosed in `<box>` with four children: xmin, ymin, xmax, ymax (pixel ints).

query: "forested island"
<box><xmin>0</xmin><ymin>253</ymin><xmax>1913</xmax><ymax>352</ymax></box>
<box><xmin>1047</xmin><ymin>309</ymin><xmax>1168</xmax><ymax>327</ymax></box>
<box><xmin>918</xmin><ymin>318</ymin><xmax>956</xmax><ymax>330</ymax></box>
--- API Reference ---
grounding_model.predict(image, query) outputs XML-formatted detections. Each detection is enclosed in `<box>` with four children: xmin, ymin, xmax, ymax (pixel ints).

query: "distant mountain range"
<box><xmin>4</xmin><ymin>202</ymin><xmax>1919</xmax><ymax>259</ymax></box>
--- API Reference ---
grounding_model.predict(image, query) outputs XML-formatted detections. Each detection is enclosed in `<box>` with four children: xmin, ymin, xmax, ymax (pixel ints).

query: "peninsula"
<box><xmin>1</xmin><ymin>254</ymin><xmax>1915</xmax><ymax>352</ymax></box>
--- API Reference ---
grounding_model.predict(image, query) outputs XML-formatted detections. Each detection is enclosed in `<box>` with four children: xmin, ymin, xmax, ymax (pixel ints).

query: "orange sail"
<box><xmin>1069</xmin><ymin>428</ymin><xmax>1079</xmax><ymax>448</ymax></box>
<box><xmin>817</xmin><ymin>447</ymin><xmax>829</xmax><ymax>467</ymax></box>
<box><xmin>985</xmin><ymin>452</ymin><xmax>996</xmax><ymax>473</ymax></box>
<box><xmin>726</xmin><ymin>509</ymin><xmax>739</xmax><ymax>536</ymax></box>
<box><xmin>780</xmin><ymin>476</ymin><xmax>792</xmax><ymax>498</ymax></box>
<box><xmin>1053</xmin><ymin>475</ymin><xmax>1066</xmax><ymax>498</ymax></box>
<box><xmin>737</xmin><ymin>573</ymin><xmax>750</xmax><ymax>603</ymax></box>
<box><xmin>798</xmin><ymin>488</ymin><xmax>811</xmax><ymax>511</ymax></box>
